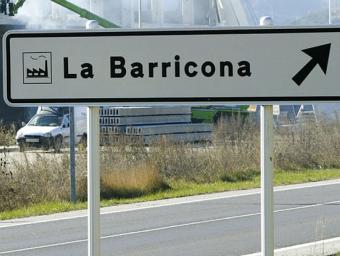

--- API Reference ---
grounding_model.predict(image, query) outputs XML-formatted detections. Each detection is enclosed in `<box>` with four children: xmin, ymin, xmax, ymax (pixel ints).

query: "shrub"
<box><xmin>0</xmin><ymin>123</ymin><xmax>16</xmax><ymax>146</ymax></box>
<box><xmin>101</xmin><ymin>162</ymin><xmax>169</xmax><ymax>198</ymax></box>
<box><xmin>0</xmin><ymin>152</ymin><xmax>71</xmax><ymax>211</ymax></box>
<box><xmin>274</xmin><ymin>119</ymin><xmax>340</xmax><ymax>170</ymax></box>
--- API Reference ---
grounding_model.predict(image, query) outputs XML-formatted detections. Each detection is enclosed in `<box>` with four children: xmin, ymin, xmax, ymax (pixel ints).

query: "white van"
<box><xmin>16</xmin><ymin>107</ymin><xmax>87</xmax><ymax>152</ymax></box>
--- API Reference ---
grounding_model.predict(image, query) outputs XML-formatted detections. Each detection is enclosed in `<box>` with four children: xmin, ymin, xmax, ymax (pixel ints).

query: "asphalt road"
<box><xmin>1</xmin><ymin>180</ymin><xmax>340</xmax><ymax>256</ymax></box>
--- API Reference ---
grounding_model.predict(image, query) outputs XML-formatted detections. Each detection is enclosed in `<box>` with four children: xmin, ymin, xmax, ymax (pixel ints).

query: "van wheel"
<box><xmin>43</xmin><ymin>141</ymin><xmax>50</xmax><ymax>151</ymax></box>
<box><xmin>54</xmin><ymin>136</ymin><xmax>63</xmax><ymax>153</ymax></box>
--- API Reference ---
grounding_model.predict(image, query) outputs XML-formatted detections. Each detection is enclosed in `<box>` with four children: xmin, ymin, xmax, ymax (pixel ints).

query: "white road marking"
<box><xmin>1</xmin><ymin>199</ymin><xmax>339</xmax><ymax>255</ymax></box>
<box><xmin>1</xmin><ymin>179</ymin><xmax>340</xmax><ymax>229</ymax></box>
<box><xmin>0</xmin><ymin>239</ymin><xmax>87</xmax><ymax>255</ymax></box>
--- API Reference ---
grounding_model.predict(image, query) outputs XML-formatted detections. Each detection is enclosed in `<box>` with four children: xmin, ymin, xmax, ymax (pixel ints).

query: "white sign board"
<box><xmin>3</xmin><ymin>27</ymin><xmax>340</xmax><ymax>106</ymax></box>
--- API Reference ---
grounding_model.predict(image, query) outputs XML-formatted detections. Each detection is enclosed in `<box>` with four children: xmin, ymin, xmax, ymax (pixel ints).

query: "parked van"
<box><xmin>15</xmin><ymin>107</ymin><xmax>87</xmax><ymax>152</ymax></box>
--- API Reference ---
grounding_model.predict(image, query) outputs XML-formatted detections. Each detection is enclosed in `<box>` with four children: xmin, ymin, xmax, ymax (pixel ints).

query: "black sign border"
<box><xmin>6</xmin><ymin>27</ymin><xmax>340</xmax><ymax>105</ymax></box>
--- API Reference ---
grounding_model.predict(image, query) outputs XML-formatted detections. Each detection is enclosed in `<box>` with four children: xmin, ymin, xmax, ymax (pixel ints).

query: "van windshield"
<box><xmin>28</xmin><ymin>115</ymin><xmax>62</xmax><ymax>127</ymax></box>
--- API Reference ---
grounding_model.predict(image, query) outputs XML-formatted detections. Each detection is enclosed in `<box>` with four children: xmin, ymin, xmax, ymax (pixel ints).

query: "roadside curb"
<box><xmin>0</xmin><ymin>146</ymin><xmax>19</xmax><ymax>153</ymax></box>
<box><xmin>243</xmin><ymin>236</ymin><xmax>340</xmax><ymax>256</ymax></box>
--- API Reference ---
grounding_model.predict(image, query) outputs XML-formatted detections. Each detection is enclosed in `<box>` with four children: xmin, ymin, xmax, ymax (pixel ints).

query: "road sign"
<box><xmin>4</xmin><ymin>27</ymin><xmax>340</xmax><ymax>106</ymax></box>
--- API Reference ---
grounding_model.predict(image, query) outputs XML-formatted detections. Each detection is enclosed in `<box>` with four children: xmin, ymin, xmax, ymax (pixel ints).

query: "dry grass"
<box><xmin>275</xmin><ymin>119</ymin><xmax>340</xmax><ymax>170</ymax></box>
<box><xmin>99</xmin><ymin>139</ymin><xmax>169</xmax><ymax>198</ymax></box>
<box><xmin>0</xmin><ymin>153</ymin><xmax>71</xmax><ymax>211</ymax></box>
<box><xmin>0</xmin><ymin>123</ymin><xmax>16</xmax><ymax>146</ymax></box>
<box><xmin>146</xmin><ymin>117</ymin><xmax>260</xmax><ymax>183</ymax></box>
<box><xmin>148</xmin><ymin>139</ymin><xmax>220</xmax><ymax>182</ymax></box>
<box><xmin>1</xmin><ymin>116</ymin><xmax>340</xmax><ymax>213</ymax></box>
<box><xmin>101</xmin><ymin>162</ymin><xmax>169</xmax><ymax>198</ymax></box>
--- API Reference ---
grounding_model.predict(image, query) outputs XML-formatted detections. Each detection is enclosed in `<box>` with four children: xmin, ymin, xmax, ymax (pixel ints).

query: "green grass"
<box><xmin>0</xmin><ymin>201</ymin><xmax>87</xmax><ymax>221</ymax></box>
<box><xmin>1</xmin><ymin>169</ymin><xmax>340</xmax><ymax>220</ymax></box>
<box><xmin>191</xmin><ymin>107</ymin><xmax>250</xmax><ymax>123</ymax></box>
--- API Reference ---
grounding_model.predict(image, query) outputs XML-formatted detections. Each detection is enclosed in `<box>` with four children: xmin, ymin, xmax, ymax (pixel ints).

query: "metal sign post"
<box><xmin>260</xmin><ymin>16</ymin><xmax>274</xmax><ymax>256</ymax></box>
<box><xmin>87</xmin><ymin>106</ymin><xmax>100</xmax><ymax>256</ymax></box>
<box><xmin>260</xmin><ymin>105</ymin><xmax>274</xmax><ymax>256</ymax></box>
<box><xmin>86</xmin><ymin>20</ymin><xmax>101</xmax><ymax>256</ymax></box>
<box><xmin>69</xmin><ymin>106</ymin><xmax>76</xmax><ymax>203</ymax></box>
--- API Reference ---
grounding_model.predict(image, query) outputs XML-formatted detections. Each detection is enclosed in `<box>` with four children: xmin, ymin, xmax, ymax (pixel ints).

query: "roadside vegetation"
<box><xmin>0</xmin><ymin>122</ymin><xmax>16</xmax><ymax>146</ymax></box>
<box><xmin>1</xmin><ymin>116</ymin><xmax>340</xmax><ymax>219</ymax></box>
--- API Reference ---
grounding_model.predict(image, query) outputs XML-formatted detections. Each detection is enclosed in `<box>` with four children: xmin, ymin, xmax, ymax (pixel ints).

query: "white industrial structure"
<box><xmin>99</xmin><ymin>106</ymin><xmax>213</xmax><ymax>144</ymax></box>
<box><xmin>17</xmin><ymin>0</ymin><xmax>257</xmax><ymax>28</ymax></box>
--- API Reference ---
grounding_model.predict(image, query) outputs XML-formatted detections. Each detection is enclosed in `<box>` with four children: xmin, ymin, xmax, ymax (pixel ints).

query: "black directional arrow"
<box><xmin>292</xmin><ymin>43</ymin><xmax>331</xmax><ymax>86</ymax></box>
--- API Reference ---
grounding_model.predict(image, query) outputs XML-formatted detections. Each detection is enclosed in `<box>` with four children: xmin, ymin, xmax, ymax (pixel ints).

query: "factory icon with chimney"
<box><xmin>23</xmin><ymin>52</ymin><xmax>52</xmax><ymax>84</ymax></box>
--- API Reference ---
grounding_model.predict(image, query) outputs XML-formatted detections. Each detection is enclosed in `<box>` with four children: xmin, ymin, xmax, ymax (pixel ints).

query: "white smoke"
<box><xmin>14</xmin><ymin>0</ymin><xmax>146</xmax><ymax>29</ymax></box>
<box><xmin>16</xmin><ymin>0</ymin><xmax>94</xmax><ymax>29</ymax></box>
<box><xmin>15</xmin><ymin>0</ymin><xmax>70</xmax><ymax>29</ymax></box>
<box><xmin>13</xmin><ymin>0</ymin><xmax>214</xmax><ymax>29</ymax></box>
